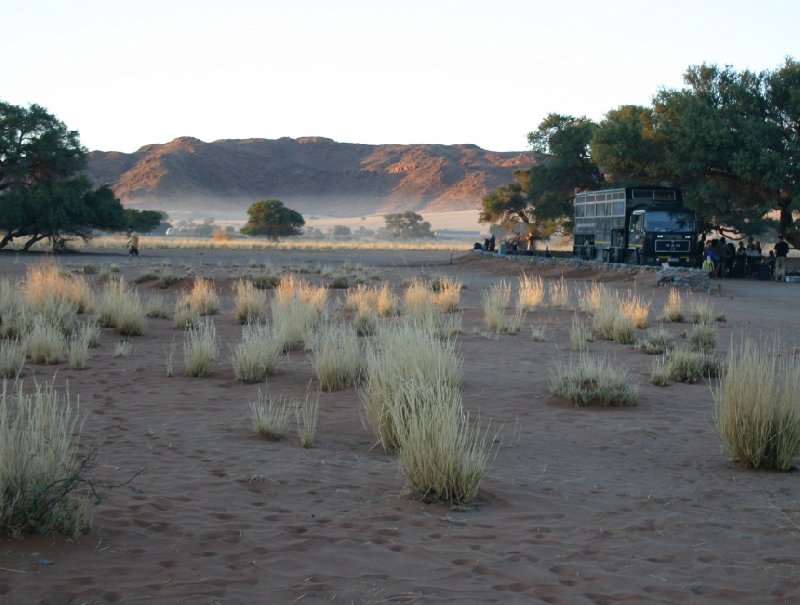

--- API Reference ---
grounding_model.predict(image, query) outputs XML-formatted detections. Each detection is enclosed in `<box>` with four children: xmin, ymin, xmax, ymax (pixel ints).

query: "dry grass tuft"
<box><xmin>22</xmin><ymin>264</ymin><xmax>94</xmax><ymax>315</ymax></box>
<box><xmin>0</xmin><ymin>339</ymin><xmax>26</xmax><ymax>378</ymax></box>
<box><xmin>636</xmin><ymin>326</ymin><xmax>674</xmax><ymax>355</ymax></box>
<box><xmin>569</xmin><ymin>314</ymin><xmax>591</xmax><ymax>352</ymax></box>
<box><xmin>230</xmin><ymin>321</ymin><xmax>283</xmax><ymax>383</ymax></box>
<box><xmin>551</xmin><ymin>354</ymin><xmax>638</xmax><ymax>406</ymax></box>
<box><xmin>26</xmin><ymin>315</ymin><xmax>66</xmax><ymax>364</ymax></box>
<box><xmin>687</xmin><ymin>323</ymin><xmax>719</xmax><ymax>354</ymax></box>
<box><xmin>183</xmin><ymin>277</ymin><xmax>220</xmax><ymax>316</ymax></box>
<box><xmin>482</xmin><ymin>281</ymin><xmax>523</xmax><ymax>334</ymax></box>
<box><xmin>546</xmin><ymin>276</ymin><xmax>570</xmax><ymax>308</ymax></box>
<box><xmin>183</xmin><ymin>318</ymin><xmax>218</xmax><ymax>377</ymax></box>
<box><xmin>250</xmin><ymin>390</ymin><xmax>294</xmax><ymax>440</ymax></box>
<box><xmin>661</xmin><ymin>289</ymin><xmax>684</xmax><ymax>322</ymax></box>
<box><xmin>233</xmin><ymin>279</ymin><xmax>267</xmax><ymax>324</ymax></box>
<box><xmin>517</xmin><ymin>274</ymin><xmax>545</xmax><ymax>310</ymax></box>
<box><xmin>714</xmin><ymin>338</ymin><xmax>800</xmax><ymax>470</ymax></box>
<box><xmin>666</xmin><ymin>347</ymin><xmax>723</xmax><ymax>383</ymax></box>
<box><xmin>295</xmin><ymin>392</ymin><xmax>320</xmax><ymax>448</ymax></box>
<box><xmin>309</xmin><ymin>322</ymin><xmax>362</xmax><ymax>392</ymax></box>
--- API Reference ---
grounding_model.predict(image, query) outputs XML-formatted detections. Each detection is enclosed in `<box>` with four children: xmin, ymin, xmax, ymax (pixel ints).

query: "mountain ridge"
<box><xmin>86</xmin><ymin>136</ymin><xmax>539</xmax><ymax>218</ymax></box>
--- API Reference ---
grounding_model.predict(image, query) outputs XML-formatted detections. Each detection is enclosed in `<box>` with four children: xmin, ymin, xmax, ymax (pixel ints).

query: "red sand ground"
<box><xmin>0</xmin><ymin>247</ymin><xmax>798</xmax><ymax>604</ymax></box>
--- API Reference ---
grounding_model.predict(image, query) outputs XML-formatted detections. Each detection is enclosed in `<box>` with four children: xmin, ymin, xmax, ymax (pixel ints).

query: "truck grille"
<box><xmin>654</xmin><ymin>240</ymin><xmax>690</xmax><ymax>253</ymax></box>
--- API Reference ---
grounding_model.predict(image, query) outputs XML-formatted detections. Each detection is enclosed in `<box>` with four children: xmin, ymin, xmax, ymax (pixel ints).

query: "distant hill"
<box><xmin>86</xmin><ymin>137</ymin><xmax>538</xmax><ymax>218</ymax></box>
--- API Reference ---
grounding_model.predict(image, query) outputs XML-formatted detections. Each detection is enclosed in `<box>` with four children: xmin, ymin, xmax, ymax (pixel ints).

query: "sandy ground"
<box><xmin>0</xmin><ymin>246</ymin><xmax>799</xmax><ymax>604</ymax></box>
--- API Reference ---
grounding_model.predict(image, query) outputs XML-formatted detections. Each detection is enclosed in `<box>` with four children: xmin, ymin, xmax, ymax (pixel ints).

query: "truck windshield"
<box><xmin>644</xmin><ymin>210</ymin><xmax>695</xmax><ymax>232</ymax></box>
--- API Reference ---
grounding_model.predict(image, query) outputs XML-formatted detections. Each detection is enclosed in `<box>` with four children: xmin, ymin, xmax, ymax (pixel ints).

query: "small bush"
<box><xmin>250</xmin><ymin>391</ymin><xmax>294</xmax><ymax>440</ymax></box>
<box><xmin>327</xmin><ymin>275</ymin><xmax>349</xmax><ymax>289</ymax></box>
<box><xmin>551</xmin><ymin>354</ymin><xmax>638</xmax><ymax>406</ymax></box>
<box><xmin>250</xmin><ymin>273</ymin><xmax>280</xmax><ymax>290</ymax></box>
<box><xmin>158</xmin><ymin>274</ymin><xmax>179</xmax><ymax>289</ymax></box>
<box><xmin>183</xmin><ymin>319</ymin><xmax>218</xmax><ymax>377</ymax></box>
<box><xmin>714</xmin><ymin>338</ymin><xmax>800</xmax><ymax>470</ymax></box>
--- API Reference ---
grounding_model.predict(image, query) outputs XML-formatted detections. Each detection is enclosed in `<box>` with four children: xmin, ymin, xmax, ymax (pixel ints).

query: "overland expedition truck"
<box><xmin>572</xmin><ymin>186</ymin><xmax>699</xmax><ymax>266</ymax></box>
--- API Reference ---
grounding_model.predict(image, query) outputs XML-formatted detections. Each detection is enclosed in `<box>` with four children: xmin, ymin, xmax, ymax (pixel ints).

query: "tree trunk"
<box><xmin>0</xmin><ymin>232</ymin><xmax>15</xmax><ymax>250</ymax></box>
<box><xmin>22</xmin><ymin>233</ymin><xmax>47</xmax><ymax>251</ymax></box>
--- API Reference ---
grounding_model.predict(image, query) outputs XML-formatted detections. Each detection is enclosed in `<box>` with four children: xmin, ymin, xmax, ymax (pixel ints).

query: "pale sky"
<box><xmin>4</xmin><ymin>0</ymin><xmax>799</xmax><ymax>153</ymax></box>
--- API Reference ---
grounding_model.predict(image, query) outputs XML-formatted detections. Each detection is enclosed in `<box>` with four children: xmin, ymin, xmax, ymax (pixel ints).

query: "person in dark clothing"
<box><xmin>773</xmin><ymin>235</ymin><xmax>790</xmax><ymax>281</ymax></box>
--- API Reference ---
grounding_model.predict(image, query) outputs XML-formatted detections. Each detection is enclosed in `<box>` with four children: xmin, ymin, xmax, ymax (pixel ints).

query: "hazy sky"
<box><xmin>4</xmin><ymin>0</ymin><xmax>799</xmax><ymax>153</ymax></box>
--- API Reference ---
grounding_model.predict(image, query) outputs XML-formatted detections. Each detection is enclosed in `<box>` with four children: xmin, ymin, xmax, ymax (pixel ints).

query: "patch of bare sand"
<box><xmin>0</xmin><ymin>249</ymin><xmax>799</xmax><ymax>604</ymax></box>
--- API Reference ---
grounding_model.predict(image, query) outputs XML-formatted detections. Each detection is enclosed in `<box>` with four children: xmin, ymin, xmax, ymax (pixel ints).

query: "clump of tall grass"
<box><xmin>26</xmin><ymin>315</ymin><xmax>66</xmax><ymax>364</ymax></box>
<box><xmin>714</xmin><ymin>338</ymin><xmax>800</xmax><ymax>470</ymax></box>
<box><xmin>403</xmin><ymin>279</ymin><xmax>437</xmax><ymax>321</ymax></box>
<box><xmin>360</xmin><ymin>321</ymin><xmax>462</xmax><ymax>452</ymax></box>
<box><xmin>182</xmin><ymin>277</ymin><xmax>220</xmax><ymax>316</ymax></box>
<box><xmin>309</xmin><ymin>322</ymin><xmax>362</xmax><ymax>392</ymax></box>
<box><xmin>389</xmin><ymin>377</ymin><xmax>490</xmax><ymax>504</ymax></box>
<box><xmin>569</xmin><ymin>314</ymin><xmax>591</xmax><ymax>352</ymax></box>
<box><xmin>295</xmin><ymin>391</ymin><xmax>320</xmax><ymax>448</ymax></box>
<box><xmin>482</xmin><ymin>281</ymin><xmax>523</xmax><ymax>334</ymax></box>
<box><xmin>550</xmin><ymin>354</ymin><xmax>638</xmax><ymax>406</ymax></box>
<box><xmin>530</xmin><ymin>322</ymin><xmax>547</xmax><ymax>342</ymax></box>
<box><xmin>22</xmin><ymin>264</ymin><xmax>94</xmax><ymax>315</ymax></box>
<box><xmin>689</xmin><ymin>297</ymin><xmax>714</xmax><ymax>325</ymax></box>
<box><xmin>665</xmin><ymin>347</ymin><xmax>723</xmax><ymax>383</ymax></box>
<box><xmin>233</xmin><ymin>278</ymin><xmax>267</xmax><ymax>324</ymax></box>
<box><xmin>230</xmin><ymin>321</ymin><xmax>283</xmax><ymax>383</ymax></box>
<box><xmin>143</xmin><ymin>294</ymin><xmax>171</xmax><ymax>319</ymax></box>
<box><xmin>174</xmin><ymin>299</ymin><xmax>200</xmax><ymax>330</ymax></box>
<box><xmin>346</xmin><ymin>283</ymin><xmax>398</xmax><ymax>318</ymax></box>
<box><xmin>271</xmin><ymin>296</ymin><xmax>324</xmax><ymax>352</ymax></box>
<box><xmin>517</xmin><ymin>274</ymin><xmax>545</xmax><ymax>310</ymax></box>
<box><xmin>94</xmin><ymin>277</ymin><xmax>146</xmax><ymax>335</ymax></box>
<box><xmin>650</xmin><ymin>356</ymin><xmax>669</xmax><ymax>386</ymax></box>
<box><xmin>591</xmin><ymin>294</ymin><xmax>619</xmax><ymax>341</ymax></box>
<box><xmin>113</xmin><ymin>338</ymin><xmax>133</xmax><ymax>357</ymax></box>
<box><xmin>250</xmin><ymin>390</ymin><xmax>294</xmax><ymax>440</ymax></box>
<box><xmin>687</xmin><ymin>323</ymin><xmax>718</xmax><ymax>354</ymax></box>
<box><xmin>0</xmin><ymin>340</ymin><xmax>26</xmax><ymax>378</ymax></box>
<box><xmin>274</xmin><ymin>274</ymin><xmax>327</xmax><ymax>314</ymax></box>
<box><xmin>621</xmin><ymin>292</ymin><xmax>650</xmax><ymax>329</ymax></box>
<box><xmin>547</xmin><ymin>276</ymin><xmax>570</xmax><ymax>308</ymax></box>
<box><xmin>611</xmin><ymin>315</ymin><xmax>636</xmax><ymax>345</ymax></box>
<box><xmin>577</xmin><ymin>282</ymin><xmax>606</xmax><ymax>314</ymax></box>
<box><xmin>661</xmin><ymin>289</ymin><xmax>684</xmax><ymax>322</ymax></box>
<box><xmin>68</xmin><ymin>331</ymin><xmax>91</xmax><ymax>369</ymax></box>
<box><xmin>183</xmin><ymin>319</ymin><xmax>218</xmax><ymax>377</ymax></box>
<box><xmin>636</xmin><ymin>326</ymin><xmax>674</xmax><ymax>355</ymax></box>
<box><xmin>0</xmin><ymin>280</ymin><xmax>32</xmax><ymax>338</ymax></box>
<box><xmin>432</xmin><ymin>276</ymin><xmax>462</xmax><ymax>313</ymax></box>
<box><xmin>0</xmin><ymin>379</ymin><xmax>90</xmax><ymax>538</ymax></box>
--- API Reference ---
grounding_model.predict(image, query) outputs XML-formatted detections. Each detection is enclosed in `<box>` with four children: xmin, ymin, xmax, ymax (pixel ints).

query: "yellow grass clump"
<box><xmin>620</xmin><ymin>292</ymin><xmax>650</xmax><ymax>329</ymax></box>
<box><xmin>687</xmin><ymin>323</ymin><xmax>719</xmax><ymax>354</ymax></box>
<box><xmin>233</xmin><ymin>278</ymin><xmax>267</xmax><ymax>324</ymax></box>
<box><xmin>517</xmin><ymin>274</ymin><xmax>545</xmax><ymax>311</ymax></box>
<box><xmin>26</xmin><ymin>315</ymin><xmax>66</xmax><ymax>364</ymax></box>
<box><xmin>569</xmin><ymin>314</ymin><xmax>591</xmax><ymax>352</ymax></box>
<box><xmin>665</xmin><ymin>347</ymin><xmax>723</xmax><ymax>383</ymax></box>
<box><xmin>661</xmin><ymin>289</ymin><xmax>684</xmax><ymax>322</ymax></box>
<box><xmin>432</xmin><ymin>275</ymin><xmax>463</xmax><ymax>313</ymax></box>
<box><xmin>94</xmin><ymin>277</ymin><xmax>146</xmax><ymax>336</ymax></box>
<box><xmin>546</xmin><ymin>276</ymin><xmax>570</xmax><ymax>309</ymax></box>
<box><xmin>577</xmin><ymin>282</ymin><xmax>607</xmax><ymax>314</ymax></box>
<box><xmin>250</xmin><ymin>390</ymin><xmax>294</xmax><ymax>440</ymax></box>
<box><xmin>403</xmin><ymin>279</ymin><xmax>437</xmax><ymax>320</ymax></box>
<box><xmin>636</xmin><ymin>326</ymin><xmax>674</xmax><ymax>355</ymax></box>
<box><xmin>714</xmin><ymin>338</ymin><xmax>800</xmax><ymax>470</ymax></box>
<box><xmin>0</xmin><ymin>339</ymin><xmax>26</xmax><ymax>379</ymax></box>
<box><xmin>22</xmin><ymin>264</ymin><xmax>94</xmax><ymax>315</ymax></box>
<box><xmin>182</xmin><ymin>277</ymin><xmax>220</xmax><ymax>316</ymax></box>
<box><xmin>346</xmin><ymin>283</ymin><xmax>398</xmax><ymax>318</ymax></box>
<box><xmin>295</xmin><ymin>391</ymin><xmax>320</xmax><ymax>448</ymax></box>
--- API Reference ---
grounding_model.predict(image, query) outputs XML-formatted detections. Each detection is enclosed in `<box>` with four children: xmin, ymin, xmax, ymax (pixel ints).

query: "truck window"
<box><xmin>644</xmin><ymin>210</ymin><xmax>695</xmax><ymax>232</ymax></box>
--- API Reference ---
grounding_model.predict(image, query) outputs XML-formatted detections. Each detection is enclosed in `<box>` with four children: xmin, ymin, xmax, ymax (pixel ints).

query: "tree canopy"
<box><xmin>0</xmin><ymin>101</ymin><xmax>126</xmax><ymax>250</ymax></box>
<box><xmin>481</xmin><ymin>59</ymin><xmax>800</xmax><ymax>247</ymax></box>
<box><xmin>240</xmin><ymin>199</ymin><xmax>305</xmax><ymax>239</ymax></box>
<box><xmin>123</xmin><ymin>208</ymin><xmax>168</xmax><ymax>234</ymax></box>
<box><xmin>383</xmin><ymin>212</ymin><xmax>434</xmax><ymax>239</ymax></box>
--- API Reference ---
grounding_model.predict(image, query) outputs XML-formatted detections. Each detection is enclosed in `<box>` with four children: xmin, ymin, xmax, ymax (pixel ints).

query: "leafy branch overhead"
<box><xmin>482</xmin><ymin>58</ymin><xmax>800</xmax><ymax>247</ymax></box>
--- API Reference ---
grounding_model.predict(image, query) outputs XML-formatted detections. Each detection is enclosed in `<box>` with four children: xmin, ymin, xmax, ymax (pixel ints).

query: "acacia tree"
<box><xmin>240</xmin><ymin>199</ymin><xmax>305</xmax><ymax>239</ymax></box>
<box><xmin>0</xmin><ymin>101</ymin><xmax>125</xmax><ymax>249</ymax></box>
<box><xmin>383</xmin><ymin>212</ymin><xmax>434</xmax><ymax>239</ymax></box>
<box><xmin>480</xmin><ymin>114</ymin><xmax>603</xmax><ymax>237</ymax></box>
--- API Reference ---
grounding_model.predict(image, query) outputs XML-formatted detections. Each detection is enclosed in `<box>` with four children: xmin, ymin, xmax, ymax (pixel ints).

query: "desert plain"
<box><xmin>0</xmin><ymin>245</ymin><xmax>799</xmax><ymax>605</ymax></box>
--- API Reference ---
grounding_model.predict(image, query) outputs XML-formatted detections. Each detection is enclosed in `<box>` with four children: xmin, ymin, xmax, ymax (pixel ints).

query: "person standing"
<box><xmin>773</xmin><ymin>235</ymin><xmax>789</xmax><ymax>281</ymax></box>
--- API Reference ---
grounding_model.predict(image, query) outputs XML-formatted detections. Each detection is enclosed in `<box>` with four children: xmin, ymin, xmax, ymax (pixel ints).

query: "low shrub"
<box><xmin>550</xmin><ymin>354</ymin><xmax>638</xmax><ymax>406</ymax></box>
<box><xmin>714</xmin><ymin>338</ymin><xmax>800</xmax><ymax>470</ymax></box>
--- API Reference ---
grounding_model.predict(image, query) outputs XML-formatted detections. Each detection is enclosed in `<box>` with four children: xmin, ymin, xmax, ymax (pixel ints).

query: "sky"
<box><xmin>4</xmin><ymin>0</ymin><xmax>800</xmax><ymax>153</ymax></box>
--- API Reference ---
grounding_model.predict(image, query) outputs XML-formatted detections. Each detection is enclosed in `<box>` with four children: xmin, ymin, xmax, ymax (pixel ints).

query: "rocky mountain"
<box><xmin>86</xmin><ymin>136</ymin><xmax>537</xmax><ymax>218</ymax></box>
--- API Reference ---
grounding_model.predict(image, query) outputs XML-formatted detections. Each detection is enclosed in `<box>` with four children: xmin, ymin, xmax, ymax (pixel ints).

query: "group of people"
<box><xmin>702</xmin><ymin>235</ymin><xmax>790</xmax><ymax>280</ymax></box>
